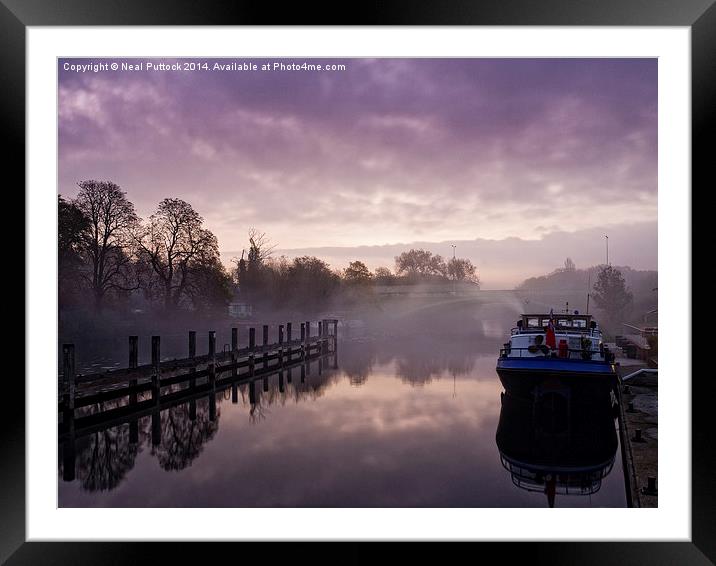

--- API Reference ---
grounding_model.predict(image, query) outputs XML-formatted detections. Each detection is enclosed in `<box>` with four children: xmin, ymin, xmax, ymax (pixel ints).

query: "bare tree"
<box><xmin>247</xmin><ymin>228</ymin><xmax>276</xmax><ymax>264</ymax></box>
<box><xmin>138</xmin><ymin>198</ymin><xmax>221</xmax><ymax>311</ymax></box>
<box><xmin>74</xmin><ymin>180</ymin><xmax>140</xmax><ymax>309</ymax></box>
<box><xmin>395</xmin><ymin>248</ymin><xmax>447</xmax><ymax>278</ymax></box>
<box><xmin>447</xmin><ymin>257</ymin><xmax>480</xmax><ymax>285</ymax></box>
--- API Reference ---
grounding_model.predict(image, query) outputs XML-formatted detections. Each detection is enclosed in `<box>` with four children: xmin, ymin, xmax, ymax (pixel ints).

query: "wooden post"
<box><xmin>189</xmin><ymin>399</ymin><xmax>197</xmax><ymax>421</ymax></box>
<box><xmin>333</xmin><ymin>320</ymin><xmax>338</xmax><ymax>353</ymax></box>
<box><xmin>278</xmin><ymin>325</ymin><xmax>284</xmax><ymax>367</ymax></box>
<box><xmin>249</xmin><ymin>327</ymin><xmax>256</xmax><ymax>350</ymax></box>
<box><xmin>318</xmin><ymin>320</ymin><xmax>324</xmax><ymax>355</ymax></box>
<box><xmin>263</xmin><ymin>376</ymin><xmax>269</xmax><ymax>392</ymax></box>
<box><xmin>209</xmin><ymin>393</ymin><xmax>216</xmax><ymax>422</ymax></box>
<box><xmin>248</xmin><ymin>353</ymin><xmax>255</xmax><ymax>377</ymax></box>
<box><xmin>300</xmin><ymin>322</ymin><xmax>306</xmax><ymax>343</ymax></box>
<box><xmin>62</xmin><ymin>435</ymin><xmax>76</xmax><ymax>482</ymax></box>
<box><xmin>189</xmin><ymin>331</ymin><xmax>197</xmax><ymax>388</ymax></box>
<box><xmin>208</xmin><ymin>331</ymin><xmax>216</xmax><ymax>386</ymax></box>
<box><xmin>152</xmin><ymin>410</ymin><xmax>161</xmax><ymax>446</ymax></box>
<box><xmin>129</xmin><ymin>336</ymin><xmax>138</xmax><ymax>368</ymax></box>
<box><xmin>301</xmin><ymin>363</ymin><xmax>306</xmax><ymax>383</ymax></box>
<box><xmin>231</xmin><ymin>327</ymin><xmax>238</xmax><ymax>378</ymax></box>
<box><xmin>151</xmin><ymin>336</ymin><xmax>160</xmax><ymax>402</ymax></box>
<box><xmin>286</xmin><ymin>323</ymin><xmax>293</xmax><ymax>362</ymax></box>
<box><xmin>249</xmin><ymin>380</ymin><xmax>256</xmax><ymax>405</ymax></box>
<box><xmin>62</xmin><ymin>344</ymin><xmax>75</xmax><ymax>411</ymax></box>
<box><xmin>262</xmin><ymin>325</ymin><xmax>269</xmax><ymax>369</ymax></box>
<box><xmin>231</xmin><ymin>382</ymin><xmax>238</xmax><ymax>404</ymax></box>
<box><xmin>208</xmin><ymin>331</ymin><xmax>216</xmax><ymax>360</ymax></box>
<box><xmin>287</xmin><ymin>367</ymin><xmax>293</xmax><ymax>384</ymax></box>
<box><xmin>318</xmin><ymin>357</ymin><xmax>323</xmax><ymax>375</ymax></box>
<box><xmin>129</xmin><ymin>336</ymin><xmax>138</xmax><ymax>404</ymax></box>
<box><xmin>189</xmin><ymin>331</ymin><xmax>196</xmax><ymax>358</ymax></box>
<box><xmin>278</xmin><ymin>371</ymin><xmax>285</xmax><ymax>393</ymax></box>
<box><xmin>129</xmin><ymin>418</ymin><xmax>138</xmax><ymax>444</ymax></box>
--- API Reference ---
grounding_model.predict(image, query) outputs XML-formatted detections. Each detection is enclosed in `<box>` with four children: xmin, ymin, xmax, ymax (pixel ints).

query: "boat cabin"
<box><xmin>517</xmin><ymin>313</ymin><xmax>595</xmax><ymax>333</ymax></box>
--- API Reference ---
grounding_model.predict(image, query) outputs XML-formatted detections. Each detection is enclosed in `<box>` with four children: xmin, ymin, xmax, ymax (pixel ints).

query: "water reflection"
<box><xmin>495</xmin><ymin>380</ymin><xmax>618</xmax><ymax>507</ymax></box>
<box><xmin>58</xmin><ymin>337</ymin><xmax>625</xmax><ymax>507</ymax></box>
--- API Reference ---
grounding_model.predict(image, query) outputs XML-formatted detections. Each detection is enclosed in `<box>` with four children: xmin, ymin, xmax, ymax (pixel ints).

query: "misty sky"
<box><xmin>58</xmin><ymin>58</ymin><xmax>657</xmax><ymax>287</ymax></box>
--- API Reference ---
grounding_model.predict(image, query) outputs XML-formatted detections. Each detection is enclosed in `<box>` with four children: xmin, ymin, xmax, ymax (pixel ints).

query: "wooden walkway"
<box><xmin>59</xmin><ymin>319</ymin><xmax>338</xmax><ymax>436</ymax></box>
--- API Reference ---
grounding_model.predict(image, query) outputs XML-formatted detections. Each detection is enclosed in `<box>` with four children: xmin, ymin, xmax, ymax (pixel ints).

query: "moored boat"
<box><xmin>496</xmin><ymin>311</ymin><xmax>617</xmax><ymax>397</ymax></box>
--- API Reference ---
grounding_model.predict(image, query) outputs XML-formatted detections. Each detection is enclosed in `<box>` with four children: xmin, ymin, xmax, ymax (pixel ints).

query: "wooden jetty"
<box><xmin>58</xmin><ymin>319</ymin><xmax>339</xmax><ymax>442</ymax></box>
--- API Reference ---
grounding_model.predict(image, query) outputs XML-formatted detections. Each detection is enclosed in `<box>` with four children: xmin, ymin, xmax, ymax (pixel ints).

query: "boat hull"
<box><xmin>496</xmin><ymin>357</ymin><xmax>617</xmax><ymax>398</ymax></box>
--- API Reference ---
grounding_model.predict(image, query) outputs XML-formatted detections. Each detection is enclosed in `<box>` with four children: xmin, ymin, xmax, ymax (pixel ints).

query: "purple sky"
<box><xmin>58</xmin><ymin>58</ymin><xmax>657</xmax><ymax>286</ymax></box>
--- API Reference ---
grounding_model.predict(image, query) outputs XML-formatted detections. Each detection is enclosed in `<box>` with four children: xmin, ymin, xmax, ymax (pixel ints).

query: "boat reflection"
<box><xmin>495</xmin><ymin>378</ymin><xmax>618</xmax><ymax>507</ymax></box>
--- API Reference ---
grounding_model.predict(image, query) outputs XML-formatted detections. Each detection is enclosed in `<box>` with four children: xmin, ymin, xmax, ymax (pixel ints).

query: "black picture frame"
<box><xmin>5</xmin><ymin>1</ymin><xmax>709</xmax><ymax>563</ymax></box>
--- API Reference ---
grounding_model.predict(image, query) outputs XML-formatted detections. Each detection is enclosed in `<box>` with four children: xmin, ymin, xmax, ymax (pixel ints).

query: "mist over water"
<box><xmin>58</xmin><ymin>292</ymin><xmax>625</xmax><ymax>508</ymax></box>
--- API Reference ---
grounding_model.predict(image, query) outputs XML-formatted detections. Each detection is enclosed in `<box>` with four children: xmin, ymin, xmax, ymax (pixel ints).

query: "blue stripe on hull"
<box><xmin>496</xmin><ymin>357</ymin><xmax>616</xmax><ymax>376</ymax></box>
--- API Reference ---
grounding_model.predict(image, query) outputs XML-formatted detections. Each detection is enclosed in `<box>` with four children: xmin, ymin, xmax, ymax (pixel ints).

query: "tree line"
<box><xmin>59</xmin><ymin>180</ymin><xmax>481</xmax><ymax>316</ymax></box>
<box><xmin>517</xmin><ymin>257</ymin><xmax>656</xmax><ymax>327</ymax></box>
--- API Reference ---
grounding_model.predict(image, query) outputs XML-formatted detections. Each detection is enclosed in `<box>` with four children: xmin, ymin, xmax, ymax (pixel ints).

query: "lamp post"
<box><xmin>451</xmin><ymin>245</ymin><xmax>457</xmax><ymax>296</ymax></box>
<box><xmin>605</xmin><ymin>235</ymin><xmax>609</xmax><ymax>266</ymax></box>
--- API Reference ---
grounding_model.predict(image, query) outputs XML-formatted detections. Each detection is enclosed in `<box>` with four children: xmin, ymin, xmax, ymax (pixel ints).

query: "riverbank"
<box><xmin>617</xmin><ymin>357</ymin><xmax>658</xmax><ymax>508</ymax></box>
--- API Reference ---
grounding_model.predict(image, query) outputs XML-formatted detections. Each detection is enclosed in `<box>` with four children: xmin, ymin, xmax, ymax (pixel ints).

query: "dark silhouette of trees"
<box><xmin>344</xmin><ymin>261</ymin><xmax>372</xmax><ymax>285</ymax></box>
<box><xmin>395</xmin><ymin>248</ymin><xmax>447</xmax><ymax>278</ymax></box>
<box><xmin>71</xmin><ymin>422</ymin><xmax>139</xmax><ymax>492</ymax></box>
<box><xmin>235</xmin><ymin>228</ymin><xmax>276</xmax><ymax>300</ymax></box>
<box><xmin>74</xmin><ymin>180</ymin><xmax>140</xmax><ymax>309</ymax></box>
<box><xmin>58</xmin><ymin>195</ymin><xmax>91</xmax><ymax>304</ymax></box>
<box><xmin>592</xmin><ymin>265</ymin><xmax>633</xmax><ymax>324</ymax></box>
<box><xmin>373</xmin><ymin>266</ymin><xmax>395</xmax><ymax>285</ymax></box>
<box><xmin>138</xmin><ymin>198</ymin><xmax>224</xmax><ymax>312</ymax></box>
<box><xmin>563</xmin><ymin>257</ymin><xmax>576</xmax><ymax>272</ymax></box>
<box><xmin>287</xmin><ymin>256</ymin><xmax>340</xmax><ymax>306</ymax></box>
<box><xmin>152</xmin><ymin>401</ymin><xmax>219</xmax><ymax>471</ymax></box>
<box><xmin>447</xmin><ymin>257</ymin><xmax>480</xmax><ymax>285</ymax></box>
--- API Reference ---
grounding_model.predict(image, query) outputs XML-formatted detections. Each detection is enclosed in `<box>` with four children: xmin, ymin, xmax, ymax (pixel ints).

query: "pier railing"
<box><xmin>59</xmin><ymin>319</ymin><xmax>339</xmax><ymax>422</ymax></box>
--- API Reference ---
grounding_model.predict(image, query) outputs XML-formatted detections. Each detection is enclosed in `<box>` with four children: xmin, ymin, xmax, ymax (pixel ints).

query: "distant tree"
<box><xmin>58</xmin><ymin>195</ymin><xmax>91</xmax><ymax>304</ymax></box>
<box><xmin>138</xmin><ymin>198</ymin><xmax>221</xmax><ymax>311</ymax></box>
<box><xmin>373</xmin><ymin>266</ymin><xmax>395</xmax><ymax>285</ymax></box>
<box><xmin>395</xmin><ymin>248</ymin><xmax>447</xmax><ymax>279</ymax></box>
<box><xmin>592</xmin><ymin>265</ymin><xmax>633</xmax><ymax>324</ymax></box>
<box><xmin>564</xmin><ymin>257</ymin><xmax>576</xmax><ymax>272</ymax></box>
<box><xmin>343</xmin><ymin>261</ymin><xmax>373</xmax><ymax>285</ymax></box>
<box><xmin>74</xmin><ymin>180</ymin><xmax>140</xmax><ymax>310</ymax></box>
<box><xmin>183</xmin><ymin>256</ymin><xmax>233</xmax><ymax>313</ymax></box>
<box><xmin>447</xmin><ymin>257</ymin><xmax>480</xmax><ymax>285</ymax></box>
<box><xmin>247</xmin><ymin>228</ymin><xmax>275</xmax><ymax>265</ymax></box>
<box><xmin>239</xmin><ymin>228</ymin><xmax>276</xmax><ymax>298</ymax></box>
<box><xmin>287</xmin><ymin>256</ymin><xmax>340</xmax><ymax>306</ymax></box>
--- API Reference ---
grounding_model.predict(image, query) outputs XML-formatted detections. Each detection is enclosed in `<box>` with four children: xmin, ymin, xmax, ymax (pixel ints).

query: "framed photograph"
<box><xmin>7</xmin><ymin>0</ymin><xmax>708</xmax><ymax>563</ymax></box>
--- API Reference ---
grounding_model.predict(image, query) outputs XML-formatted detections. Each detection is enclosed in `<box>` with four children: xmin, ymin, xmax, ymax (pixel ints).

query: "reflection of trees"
<box><xmin>338</xmin><ymin>337</ymin><xmax>478</xmax><ymax>387</ymax></box>
<box><xmin>59</xmin><ymin>401</ymin><xmax>145</xmax><ymax>492</ymax></box>
<box><xmin>152</xmin><ymin>399</ymin><xmax>219</xmax><ymax>471</ymax></box>
<box><xmin>69</xmin><ymin>424</ymin><xmax>139</xmax><ymax>492</ymax></box>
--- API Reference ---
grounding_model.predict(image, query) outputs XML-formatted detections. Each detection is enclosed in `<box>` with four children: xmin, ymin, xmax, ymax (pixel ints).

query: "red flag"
<box><xmin>545</xmin><ymin>311</ymin><xmax>556</xmax><ymax>349</ymax></box>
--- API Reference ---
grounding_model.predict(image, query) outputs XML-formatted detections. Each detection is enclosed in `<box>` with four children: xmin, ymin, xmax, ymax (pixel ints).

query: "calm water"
<box><xmin>58</xmin><ymin>333</ymin><xmax>626</xmax><ymax>508</ymax></box>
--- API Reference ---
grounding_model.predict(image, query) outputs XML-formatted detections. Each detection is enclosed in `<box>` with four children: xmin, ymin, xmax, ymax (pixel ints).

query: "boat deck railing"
<box><xmin>499</xmin><ymin>346</ymin><xmax>614</xmax><ymax>362</ymax></box>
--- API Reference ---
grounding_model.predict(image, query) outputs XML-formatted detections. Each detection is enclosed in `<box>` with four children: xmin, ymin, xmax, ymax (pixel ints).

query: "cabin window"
<box><xmin>558</xmin><ymin>319</ymin><xmax>570</xmax><ymax>327</ymax></box>
<box><xmin>572</xmin><ymin>319</ymin><xmax>587</xmax><ymax>328</ymax></box>
<box><xmin>541</xmin><ymin>319</ymin><xmax>549</xmax><ymax>327</ymax></box>
<box><xmin>527</xmin><ymin>317</ymin><xmax>540</xmax><ymax>327</ymax></box>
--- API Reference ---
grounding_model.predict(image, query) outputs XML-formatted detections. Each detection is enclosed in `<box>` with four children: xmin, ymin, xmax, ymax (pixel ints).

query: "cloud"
<box><xmin>58</xmin><ymin>58</ymin><xmax>657</xmax><ymax>259</ymax></box>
